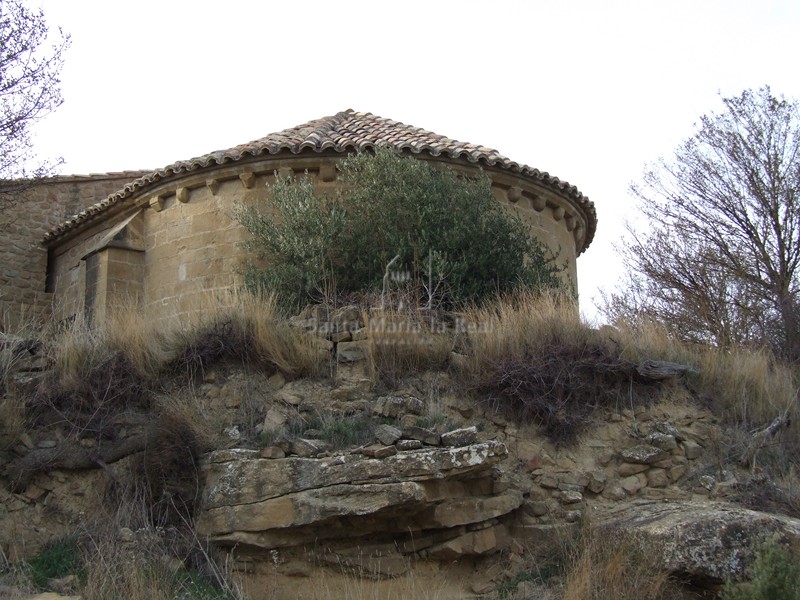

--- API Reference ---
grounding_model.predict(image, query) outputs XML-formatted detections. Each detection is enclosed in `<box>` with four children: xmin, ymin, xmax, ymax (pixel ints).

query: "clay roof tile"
<box><xmin>44</xmin><ymin>109</ymin><xmax>596</xmax><ymax>252</ymax></box>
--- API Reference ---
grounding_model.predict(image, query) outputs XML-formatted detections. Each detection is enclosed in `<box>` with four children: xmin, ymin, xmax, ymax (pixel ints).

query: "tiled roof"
<box><xmin>44</xmin><ymin>110</ymin><xmax>596</xmax><ymax>251</ymax></box>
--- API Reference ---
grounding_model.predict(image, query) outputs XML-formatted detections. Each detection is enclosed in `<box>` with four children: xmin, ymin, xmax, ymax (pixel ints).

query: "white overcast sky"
<box><xmin>32</xmin><ymin>0</ymin><xmax>800</xmax><ymax>321</ymax></box>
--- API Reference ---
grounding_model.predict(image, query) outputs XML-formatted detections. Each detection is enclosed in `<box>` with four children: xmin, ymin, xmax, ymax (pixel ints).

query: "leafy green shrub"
<box><xmin>318</xmin><ymin>412</ymin><xmax>375</xmax><ymax>449</ymax></box>
<box><xmin>27</xmin><ymin>535</ymin><xmax>83</xmax><ymax>590</ymax></box>
<box><xmin>235</xmin><ymin>146</ymin><xmax>562</xmax><ymax>309</ymax></box>
<box><xmin>722</xmin><ymin>539</ymin><xmax>800</xmax><ymax>600</ymax></box>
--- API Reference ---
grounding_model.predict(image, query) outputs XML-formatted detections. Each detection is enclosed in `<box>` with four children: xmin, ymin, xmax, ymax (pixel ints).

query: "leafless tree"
<box><xmin>604</xmin><ymin>87</ymin><xmax>800</xmax><ymax>360</ymax></box>
<box><xmin>0</xmin><ymin>0</ymin><xmax>70</xmax><ymax>207</ymax></box>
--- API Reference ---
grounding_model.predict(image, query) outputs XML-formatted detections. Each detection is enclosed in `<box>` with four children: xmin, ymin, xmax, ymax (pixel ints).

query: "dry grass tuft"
<box><xmin>459</xmin><ymin>290</ymin><xmax>588</xmax><ymax>376</ymax></box>
<box><xmin>365</xmin><ymin>307</ymin><xmax>453</xmax><ymax>385</ymax></box>
<box><xmin>166</xmin><ymin>291</ymin><xmax>322</xmax><ymax>378</ymax></box>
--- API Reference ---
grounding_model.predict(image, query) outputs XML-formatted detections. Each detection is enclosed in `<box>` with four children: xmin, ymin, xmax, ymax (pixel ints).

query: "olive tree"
<box><xmin>235</xmin><ymin>146</ymin><xmax>562</xmax><ymax>310</ymax></box>
<box><xmin>605</xmin><ymin>87</ymin><xmax>800</xmax><ymax>359</ymax></box>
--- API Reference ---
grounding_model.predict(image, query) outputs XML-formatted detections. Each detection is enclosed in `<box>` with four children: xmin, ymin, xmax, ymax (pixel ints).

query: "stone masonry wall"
<box><xmin>0</xmin><ymin>172</ymin><xmax>146</xmax><ymax>329</ymax></box>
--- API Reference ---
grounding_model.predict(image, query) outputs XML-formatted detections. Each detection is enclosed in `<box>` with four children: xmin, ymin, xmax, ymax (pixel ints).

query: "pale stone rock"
<box><xmin>538</xmin><ymin>476</ymin><xmax>559</xmax><ymax>489</ymax></box>
<box><xmin>682</xmin><ymin>440</ymin><xmax>703</xmax><ymax>459</ymax></box>
<box><xmin>620</xmin><ymin>445</ymin><xmax>670</xmax><ymax>465</ymax></box>
<box><xmin>361</xmin><ymin>444</ymin><xmax>397</xmax><ymax>459</ymax></box>
<box><xmin>118</xmin><ymin>527</ymin><xmax>135</xmax><ymax>542</ymax></box>
<box><xmin>565</xmin><ymin>510</ymin><xmax>582</xmax><ymax>523</ymax></box>
<box><xmin>374</xmin><ymin>424</ymin><xmax>402</xmax><ymax>446</ymax></box>
<box><xmin>395</xmin><ymin>439</ymin><xmax>423</xmax><ymax>451</ymax></box>
<box><xmin>37</xmin><ymin>440</ymin><xmax>57</xmax><ymax>449</ymax></box>
<box><xmin>699</xmin><ymin>475</ymin><xmax>715</xmax><ymax>490</ymax></box>
<box><xmin>398</xmin><ymin>414</ymin><xmax>417</xmax><ymax>428</ymax></box>
<box><xmin>268</xmin><ymin>372</ymin><xmax>286</xmax><ymax>389</ymax></box>
<box><xmin>259</xmin><ymin>447</ymin><xmax>286</xmax><ymax>459</ymax></box>
<box><xmin>401</xmin><ymin>425</ymin><xmax>440</xmax><ymax>446</ymax></box>
<box><xmin>263</xmin><ymin>407</ymin><xmax>287</xmax><ymax>430</ymax></box>
<box><xmin>654</xmin><ymin>421</ymin><xmax>684</xmax><ymax>440</ymax></box>
<box><xmin>602</xmin><ymin>485</ymin><xmax>627</xmax><ymax>501</ymax></box>
<box><xmin>200</xmin><ymin>441</ymin><xmax>507</xmax><ymax>511</ymax></box>
<box><xmin>374</xmin><ymin>395</ymin><xmax>424</xmax><ymax>418</ymax></box>
<box><xmin>23</xmin><ymin>484</ymin><xmax>46</xmax><ymax>501</ymax></box>
<box><xmin>559</xmin><ymin>473</ymin><xmax>590</xmax><ymax>487</ymax></box>
<box><xmin>197</xmin><ymin>441</ymin><xmax>509</xmax><ymax>548</ymax></box>
<box><xmin>669</xmin><ymin>464</ymin><xmax>688</xmax><ymax>482</ymax></box>
<box><xmin>441</xmin><ymin>426</ymin><xmax>478</xmax><ymax>447</ymax></box>
<box><xmin>647</xmin><ymin>432</ymin><xmax>678</xmax><ymax>451</ymax></box>
<box><xmin>559</xmin><ymin>490</ymin><xmax>583</xmax><ymax>504</ymax></box>
<box><xmin>524</xmin><ymin>500</ymin><xmax>549</xmax><ymax>517</ymax></box>
<box><xmin>617</xmin><ymin>462</ymin><xmax>649</xmax><ymax>477</ymax></box>
<box><xmin>429</xmin><ymin>491</ymin><xmax>523</xmax><ymax>528</ymax></box>
<box><xmin>620</xmin><ymin>475</ymin><xmax>644</xmax><ymax>495</ymax></box>
<box><xmin>291</xmin><ymin>438</ymin><xmax>327</xmax><ymax>458</ymax></box>
<box><xmin>336</xmin><ymin>340</ymin><xmax>368</xmax><ymax>363</ymax></box>
<box><xmin>646</xmin><ymin>468</ymin><xmax>670</xmax><ymax>488</ymax></box>
<box><xmin>587</xmin><ymin>471</ymin><xmax>607</xmax><ymax>494</ymax></box>
<box><xmin>329</xmin><ymin>331</ymin><xmax>351</xmax><ymax>343</ymax></box>
<box><xmin>427</xmin><ymin>524</ymin><xmax>509</xmax><ymax>559</ymax></box>
<box><xmin>597</xmin><ymin>500</ymin><xmax>800</xmax><ymax>582</ymax></box>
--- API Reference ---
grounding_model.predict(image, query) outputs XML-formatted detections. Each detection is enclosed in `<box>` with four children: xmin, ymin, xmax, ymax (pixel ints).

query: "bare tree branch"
<box><xmin>0</xmin><ymin>0</ymin><xmax>70</xmax><ymax>212</ymax></box>
<box><xmin>605</xmin><ymin>87</ymin><xmax>800</xmax><ymax>359</ymax></box>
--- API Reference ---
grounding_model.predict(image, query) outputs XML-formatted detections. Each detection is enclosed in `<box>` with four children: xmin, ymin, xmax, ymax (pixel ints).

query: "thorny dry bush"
<box><xmin>474</xmin><ymin>340</ymin><xmax>659</xmax><ymax>446</ymax></box>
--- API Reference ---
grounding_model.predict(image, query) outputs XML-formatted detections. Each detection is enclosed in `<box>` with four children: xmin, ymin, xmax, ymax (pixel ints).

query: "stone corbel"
<box><xmin>176</xmin><ymin>187</ymin><xmax>190</xmax><ymax>203</ymax></box>
<box><xmin>149</xmin><ymin>196</ymin><xmax>164</xmax><ymax>212</ymax></box>
<box><xmin>277</xmin><ymin>167</ymin><xmax>293</xmax><ymax>180</ymax></box>
<box><xmin>531</xmin><ymin>195</ymin><xmax>546</xmax><ymax>212</ymax></box>
<box><xmin>575</xmin><ymin>224</ymin><xmax>585</xmax><ymax>244</ymax></box>
<box><xmin>552</xmin><ymin>206</ymin><xmax>565</xmax><ymax>221</ymax></box>
<box><xmin>239</xmin><ymin>172</ymin><xmax>256</xmax><ymax>189</ymax></box>
<box><xmin>565</xmin><ymin>214</ymin><xmax>576</xmax><ymax>231</ymax></box>
<box><xmin>320</xmin><ymin>162</ymin><xmax>336</xmax><ymax>182</ymax></box>
<box><xmin>507</xmin><ymin>186</ymin><xmax>522</xmax><ymax>203</ymax></box>
<box><xmin>207</xmin><ymin>179</ymin><xmax>220</xmax><ymax>195</ymax></box>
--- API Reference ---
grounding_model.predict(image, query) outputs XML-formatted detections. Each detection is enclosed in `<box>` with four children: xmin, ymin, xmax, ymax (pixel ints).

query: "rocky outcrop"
<box><xmin>196</xmin><ymin>440</ymin><xmax>521</xmax><ymax>575</ymax></box>
<box><xmin>597</xmin><ymin>499</ymin><xmax>800</xmax><ymax>583</ymax></box>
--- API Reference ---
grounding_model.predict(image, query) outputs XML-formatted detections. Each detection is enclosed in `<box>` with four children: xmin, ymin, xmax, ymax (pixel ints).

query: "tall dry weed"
<box><xmin>560</xmin><ymin>526</ymin><xmax>681</xmax><ymax>600</ymax></box>
<box><xmin>460</xmin><ymin>290</ymin><xmax>587</xmax><ymax>373</ymax></box>
<box><xmin>166</xmin><ymin>290</ymin><xmax>321</xmax><ymax>378</ymax></box>
<box><xmin>365</xmin><ymin>306</ymin><xmax>452</xmax><ymax>385</ymax></box>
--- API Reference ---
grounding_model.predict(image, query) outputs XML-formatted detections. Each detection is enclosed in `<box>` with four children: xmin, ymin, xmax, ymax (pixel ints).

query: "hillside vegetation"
<box><xmin>1</xmin><ymin>290</ymin><xmax>798</xmax><ymax>599</ymax></box>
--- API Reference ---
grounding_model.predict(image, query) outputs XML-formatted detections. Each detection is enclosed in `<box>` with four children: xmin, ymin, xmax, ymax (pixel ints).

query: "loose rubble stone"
<box><xmin>682</xmin><ymin>440</ymin><xmax>703</xmax><ymax>460</ymax></box>
<box><xmin>395</xmin><ymin>439</ymin><xmax>423</xmax><ymax>451</ymax></box>
<box><xmin>618</xmin><ymin>462</ymin><xmax>649</xmax><ymax>477</ymax></box>
<box><xmin>337</xmin><ymin>341</ymin><xmax>369</xmax><ymax>363</ymax></box>
<box><xmin>587</xmin><ymin>471</ymin><xmax>607</xmax><ymax>494</ymax></box>
<box><xmin>374</xmin><ymin>395</ymin><xmax>425</xmax><ymax>418</ymax></box>
<box><xmin>259</xmin><ymin>447</ymin><xmax>286</xmax><ymax>459</ymax></box>
<box><xmin>669</xmin><ymin>464</ymin><xmax>688</xmax><ymax>482</ymax></box>
<box><xmin>118</xmin><ymin>527</ymin><xmax>135</xmax><ymax>543</ymax></box>
<box><xmin>374</xmin><ymin>424</ymin><xmax>402</xmax><ymax>446</ymax></box>
<box><xmin>441</xmin><ymin>426</ymin><xmax>478</xmax><ymax>447</ymax></box>
<box><xmin>291</xmin><ymin>438</ymin><xmax>327</xmax><ymax>458</ymax></box>
<box><xmin>559</xmin><ymin>490</ymin><xmax>583</xmax><ymax>504</ymax></box>
<box><xmin>565</xmin><ymin>511</ymin><xmax>582</xmax><ymax>523</ymax></box>
<box><xmin>620</xmin><ymin>475</ymin><xmax>645</xmax><ymax>495</ymax></box>
<box><xmin>654</xmin><ymin>421</ymin><xmax>684</xmax><ymax>440</ymax></box>
<box><xmin>597</xmin><ymin>500</ymin><xmax>800</xmax><ymax>582</ymax></box>
<box><xmin>401</xmin><ymin>426</ymin><xmax>440</xmax><ymax>446</ymax></box>
<box><xmin>647</xmin><ymin>432</ymin><xmax>678</xmax><ymax>451</ymax></box>
<box><xmin>362</xmin><ymin>444</ymin><xmax>398</xmax><ymax>459</ymax></box>
<box><xmin>620</xmin><ymin>445</ymin><xmax>671</xmax><ymax>464</ymax></box>
<box><xmin>647</xmin><ymin>468</ymin><xmax>670</xmax><ymax>488</ymax></box>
